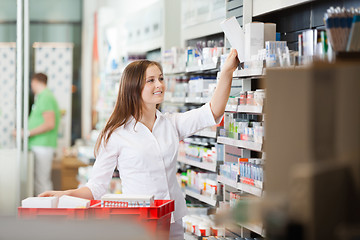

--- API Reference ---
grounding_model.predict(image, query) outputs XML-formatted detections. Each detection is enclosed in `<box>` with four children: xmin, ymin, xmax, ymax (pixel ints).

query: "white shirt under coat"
<box><xmin>86</xmin><ymin>103</ymin><xmax>220</xmax><ymax>222</ymax></box>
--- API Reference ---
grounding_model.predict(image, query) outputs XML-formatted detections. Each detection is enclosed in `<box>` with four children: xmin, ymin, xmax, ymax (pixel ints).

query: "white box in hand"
<box><xmin>220</xmin><ymin>16</ymin><xmax>245</xmax><ymax>63</ymax></box>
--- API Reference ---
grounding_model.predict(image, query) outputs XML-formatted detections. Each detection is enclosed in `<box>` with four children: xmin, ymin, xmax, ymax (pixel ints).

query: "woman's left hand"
<box><xmin>221</xmin><ymin>49</ymin><xmax>240</xmax><ymax>74</ymax></box>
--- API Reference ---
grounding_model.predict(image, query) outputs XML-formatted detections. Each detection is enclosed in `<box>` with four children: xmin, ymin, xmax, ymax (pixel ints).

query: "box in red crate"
<box><xmin>18</xmin><ymin>205</ymin><xmax>90</xmax><ymax>220</ymax></box>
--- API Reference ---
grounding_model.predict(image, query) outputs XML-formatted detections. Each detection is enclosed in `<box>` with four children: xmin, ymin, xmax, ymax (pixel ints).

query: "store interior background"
<box><xmin>1</xmin><ymin>0</ymin><xmax>360</xmax><ymax>239</ymax></box>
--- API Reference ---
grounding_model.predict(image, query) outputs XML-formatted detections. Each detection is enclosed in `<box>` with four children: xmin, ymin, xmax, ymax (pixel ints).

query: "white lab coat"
<box><xmin>86</xmin><ymin>103</ymin><xmax>220</xmax><ymax>222</ymax></box>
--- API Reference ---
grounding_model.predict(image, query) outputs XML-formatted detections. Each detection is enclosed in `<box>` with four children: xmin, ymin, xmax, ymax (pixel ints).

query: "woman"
<box><xmin>40</xmin><ymin>49</ymin><xmax>239</xmax><ymax>239</ymax></box>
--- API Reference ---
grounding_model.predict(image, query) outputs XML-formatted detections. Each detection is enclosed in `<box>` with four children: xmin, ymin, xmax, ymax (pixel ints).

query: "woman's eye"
<box><xmin>147</xmin><ymin>79</ymin><xmax>154</xmax><ymax>83</ymax></box>
<box><xmin>159</xmin><ymin>77</ymin><xmax>164</xmax><ymax>81</ymax></box>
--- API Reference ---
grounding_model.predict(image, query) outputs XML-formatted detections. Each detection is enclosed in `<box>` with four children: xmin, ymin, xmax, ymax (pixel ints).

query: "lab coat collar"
<box><xmin>125</xmin><ymin>109</ymin><xmax>163</xmax><ymax>132</ymax></box>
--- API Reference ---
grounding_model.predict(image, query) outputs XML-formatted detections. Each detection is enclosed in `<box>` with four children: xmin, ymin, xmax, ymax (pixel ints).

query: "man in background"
<box><xmin>28</xmin><ymin>73</ymin><xmax>60</xmax><ymax>196</ymax></box>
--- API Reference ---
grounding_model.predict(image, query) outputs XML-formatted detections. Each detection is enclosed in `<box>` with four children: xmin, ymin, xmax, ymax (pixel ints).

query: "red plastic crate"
<box><xmin>89</xmin><ymin>199</ymin><xmax>174</xmax><ymax>239</ymax></box>
<box><xmin>18</xmin><ymin>199</ymin><xmax>175</xmax><ymax>239</ymax></box>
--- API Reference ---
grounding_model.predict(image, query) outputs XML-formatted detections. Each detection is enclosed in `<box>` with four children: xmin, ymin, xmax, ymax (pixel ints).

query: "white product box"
<box><xmin>245</xmin><ymin>22</ymin><xmax>265</xmax><ymax>61</ymax></box>
<box><xmin>101</xmin><ymin>194</ymin><xmax>154</xmax><ymax>207</ymax></box>
<box><xmin>21</xmin><ymin>197</ymin><xmax>59</xmax><ymax>208</ymax></box>
<box><xmin>57</xmin><ymin>195</ymin><xmax>91</xmax><ymax>208</ymax></box>
<box><xmin>264</xmin><ymin>23</ymin><xmax>276</xmax><ymax>42</ymax></box>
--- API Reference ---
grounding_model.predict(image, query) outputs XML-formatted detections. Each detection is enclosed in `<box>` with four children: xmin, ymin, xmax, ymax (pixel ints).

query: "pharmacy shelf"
<box><xmin>178</xmin><ymin>156</ymin><xmax>218</xmax><ymax>172</ymax></box>
<box><xmin>238</xmin><ymin>222</ymin><xmax>265</xmax><ymax>237</ymax></box>
<box><xmin>126</xmin><ymin>36</ymin><xmax>162</xmax><ymax>53</ymax></box>
<box><xmin>194</xmin><ymin>130</ymin><xmax>217</xmax><ymax>139</ymax></box>
<box><xmin>227</xmin><ymin>222</ymin><xmax>265</xmax><ymax>238</ymax></box>
<box><xmin>184</xmin><ymin>140</ymin><xmax>210</xmax><ymax>147</ymax></box>
<box><xmin>217</xmin><ymin>137</ymin><xmax>263</xmax><ymax>152</ymax></box>
<box><xmin>165</xmin><ymin>61</ymin><xmax>218</xmax><ymax>75</ymax></box>
<box><xmin>185</xmin><ymin>97</ymin><xmax>211</xmax><ymax>104</ymax></box>
<box><xmin>182</xmin><ymin>18</ymin><xmax>223</xmax><ymax>42</ymax></box>
<box><xmin>233</xmin><ymin>68</ymin><xmax>264</xmax><ymax>78</ymax></box>
<box><xmin>225</xmin><ymin>105</ymin><xmax>263</xmax><ymax>114</ymax></box>
<box><xmin>163</xmin><ymin>96</ymin><xmax>186</xmax><ymax>104</ymax></box>
<box><xmin>237</xmin><ymin>105</ymin><xmax>263</xmax><ymax>114</ymax></box>
<box><xmin>185</xmin><ymin>189</ymin><xmax>218</xmax><ymax>206</ymax></box>
<box><xmin>185</xmin><ymin>63</ymin><xmax>219</xmax><ymax>73</ymax></box>
<box><xmin>184</xmin><ymin>232</ymin><xmax>201</xmax><ymax>240</ymax></box>
<box><xmin>225</xmin><ymin>104</ymin><xmax>238</xmax><ymax>112</ymax></box>
<box><xmin>164</xmin><ymin>69</ymin><xmax>186</xmax><ymax>75</ymax></box>
<box><xmin>217</xmin><ymin>175</ymin><xmax>263</xmax><ymax>197</ymax></box>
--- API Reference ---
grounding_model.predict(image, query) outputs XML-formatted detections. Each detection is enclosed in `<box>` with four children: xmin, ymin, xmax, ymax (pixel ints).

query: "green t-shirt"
<box><xmin>28</xmin><ymin>88</ymin><xmax>60</xmax><ymax>149</ymax></box>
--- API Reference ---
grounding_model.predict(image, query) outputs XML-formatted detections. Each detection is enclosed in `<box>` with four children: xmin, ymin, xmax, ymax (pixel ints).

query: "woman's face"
<box><xmin>141</xmin><ymin>65</ymin><xmax>165</xmax><ymax>107</ymax></box>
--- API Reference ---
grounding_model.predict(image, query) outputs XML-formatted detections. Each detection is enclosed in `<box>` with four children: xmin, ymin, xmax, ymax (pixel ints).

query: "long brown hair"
<box><xmin>94</xmin><ymin>60</ymin><xmax>163</xmax><ymax>155</ymax></box>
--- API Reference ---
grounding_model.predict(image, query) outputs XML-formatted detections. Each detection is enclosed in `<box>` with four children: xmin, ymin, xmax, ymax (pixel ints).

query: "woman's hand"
<box><xmin>38</xmin><ymin>187</ymin><xmax>94</xmax><ymax>200</ymax></box>
<box><xmin>209</xmin><ymin>49</ymin><xmax>239</xmax><ymax>120</ymax></box>
<box><xmin>221</xmin><ymin>49</ymin><xmax>240</xmax><ymax>74</ymax></box>
<box><xmin>38</xmin><ymin>190</ymin><xmax>70</xmax><ymax>198</ymax></box>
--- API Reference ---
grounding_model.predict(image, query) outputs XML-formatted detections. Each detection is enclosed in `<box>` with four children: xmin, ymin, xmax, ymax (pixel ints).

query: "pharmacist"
<box><xmin>40</xmin><ymin>49</ymin><xmax>239</xmax><ymax>239</ymax></box>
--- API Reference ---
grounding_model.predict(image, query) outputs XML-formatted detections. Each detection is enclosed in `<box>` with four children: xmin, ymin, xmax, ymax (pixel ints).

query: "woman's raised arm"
<box><xmin>210</xmin><ymin>49</ymin><xmax>239</xmax><ymax>120</ymax></box>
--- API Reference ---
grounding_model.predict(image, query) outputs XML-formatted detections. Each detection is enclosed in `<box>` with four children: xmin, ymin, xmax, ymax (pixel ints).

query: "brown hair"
<box><xmin>32</xmin><ymin>73</ymin><xmax>48</xmax><ymax>85</ymax></box>
<box><xmin>94</xmin><ymin>60</ymin><xmax>163</xmax><ymax>156</ymax></box>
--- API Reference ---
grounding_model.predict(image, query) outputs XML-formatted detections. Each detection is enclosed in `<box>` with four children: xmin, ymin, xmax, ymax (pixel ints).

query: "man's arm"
<box><xmin>29</xmin><ymin>111</ymin><xmax>56</xmax><ymax>137</ymax></box>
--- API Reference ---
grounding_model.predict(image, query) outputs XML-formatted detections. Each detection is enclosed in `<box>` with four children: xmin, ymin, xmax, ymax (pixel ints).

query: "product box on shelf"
<box><xmin>183</xmin><ymin>214</ymin><xmax>225</xmax><ymax>237</ymax></box>
<box><xmin>245</xmin><ymin>22</ymin><xmax>265</xmax><ymax>61</ymax></box>
<box><xmin>238</xmin><ymin>158</ymin><xmax>264</xmax><ymax>188</ymax></box>
<box><xmin>264</xmin><ymin>23</ymin><xmax>276</xmax><ymax>42</ymax></box>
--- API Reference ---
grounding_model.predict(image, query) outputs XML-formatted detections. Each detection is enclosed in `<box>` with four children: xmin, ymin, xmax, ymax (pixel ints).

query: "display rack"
<box><xmin>238</xmin><ymin>222</ymin><xmax>264</xmax><ymax>237</ymax></box>
<box><xmin>193</xmin><ymin>130</ymin><xmax>217</xmax><ymax>139</ymax></box>
<box><xmin>178</xmin><ymin>156</ymin><xmax>218</xmax><ymax>172</ymax></box>
<box><xmin>217</xmin><ymin>175</ymin><xmax>263</xmax><ymax>197</ymax></box>
<box><xmin>225</xmin><ymin>105</ymin><xmax>263</xmax><ymax>114</ymax></box>
<box><xmin>185</xmin><ymin>62</ymin><xmax>219</xmax><ymax>73</ymax></box>
<box><xmin>227</xmin><ymin>222</ymin><xmax>265</xmax><ymax>238</ymax></box>
<box><xmin>182</xmin><ymin>18</ymin><xmax>224</xmax><ymax>43</ymax></box>
<box><xmin>216</xmin><ymin>54</ymin><xmax>266</xmax><ymax>237</ymax></box>
<box><xmin>184</xmin><ymin>232</ymin><xmax>201</xmax><ymax>240</ymax></box>
<box><xmin>233</xmin><ymin>68</ymin><xmax>264</xmax><ymax>78</ymax></box>
<box><xmin>185</xmin><ymin>189</ymin><xmax>218</xmax><ymax>207</ymax></box>
<box><xmin>217</xmin><ymin>137</ymin><xmax>263</xmax><ymax>152</ymax></box>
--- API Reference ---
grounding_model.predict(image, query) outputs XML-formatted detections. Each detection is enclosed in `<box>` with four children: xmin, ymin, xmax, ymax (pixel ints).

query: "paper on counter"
<box><xmin>220</xmin><ymin>16</ymin><xmax>245</xmax><ymax>63</ymax></box>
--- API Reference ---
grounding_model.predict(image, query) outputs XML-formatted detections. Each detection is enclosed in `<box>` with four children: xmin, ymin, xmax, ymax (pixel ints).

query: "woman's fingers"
<box><xmin>38</xmin><ymin>191</ymin><xmax>54</xmax><ymax>197</ymax></box>
<box><xmin>38</xmin><ymin>191</ymin><xmax>65</xmax><ymax>197</ymax></box>
<box><xmin>223</xmin><ymin>49</ymin><xmax>240</xmax><ymax>72</ymax></box>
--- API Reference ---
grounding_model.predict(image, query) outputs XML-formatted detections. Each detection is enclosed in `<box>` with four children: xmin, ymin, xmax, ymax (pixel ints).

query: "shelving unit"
<box><xmin>182</xmin><ymin>18</ymin><xmax>224</xmax><ymax>43</ymax></box>
<box><xmin>178</xmin><ymin>156</ymin><xmax>218</xmax><ymax>172</ymax></box>
<box><xmin>238</xmin><ymin>222</ymin><xmax>264</xmax><ymax>237</ymax></box>
<box><xmin>185</xmin><ymin>62</ymin><xmax>219</xmax><ymax>73</ymax></box>
<box><xmin>185</xmin><ymin>188</ymin><xmax>218</xmax><ymax>207</ymax></box>
<box><xmin>163</xmin><ymin>1</ymin><xmax>267</xmax><ymax>238</ymax></box>
<box><xmin>217</xmin><ymin>175</ymin><xmax>263</xmax><ymax>197</ymax></box>
<box><xmin>225</xmin><ymin>105</ymin><xmax>263</xmax><ymax>114</ymax></box>
<box><xmin>217</xmin><ymin>137</ymin><xmax>263</xmax><ymax>152</ymax></box>
<box><xmin>233</xmin><ymin>68</ymin><xmax>264</xmax><ymax>78</ymax></box>
<box><xmin>194</xmin><ymin>130</ymin><xmax>217</xmax><ymax>139</ymax></box>
<box><xmin>227</xmin><ymin>222</ymin><xmax>265</xmax><ymax>238</ymax></box>
<box><xmin>184</xmin><ymin>232</ymin><xmax>201</xmax><ymax>240</ymax></box>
